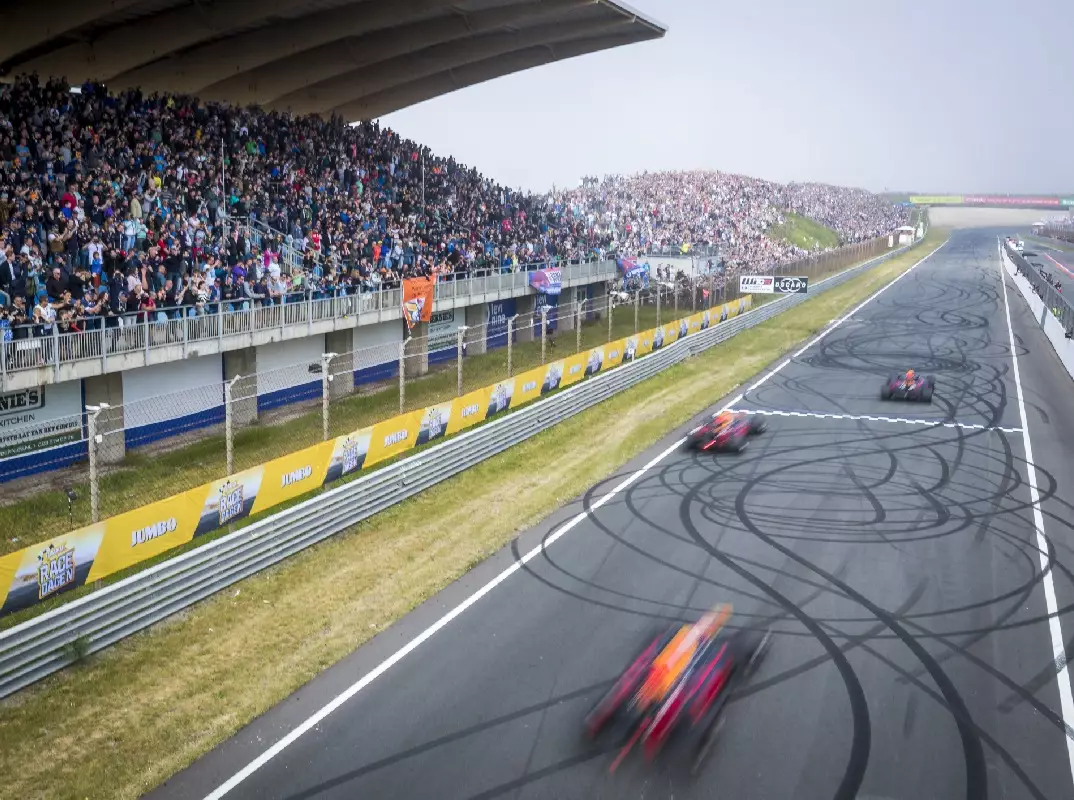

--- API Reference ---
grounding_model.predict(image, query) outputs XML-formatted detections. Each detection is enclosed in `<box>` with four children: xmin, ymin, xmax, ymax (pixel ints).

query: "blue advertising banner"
<box><xmin>617</xmin><ymin>258</ymin><xmax>650</xmax><ymax>287</ymax></box>
<box><xmin>486</xmin><ymin>298</ymin><xmax>517</xmax><ymax>350</ymax></box>
<box><xmin>536</xmin><ymin>294</ymin><xmax>560</xmax><ymax>333</ymax></box>
<box><xmin>529</xmin><ymin>267</ymin><xmax>562</xmax><ymax>296</ymax></box>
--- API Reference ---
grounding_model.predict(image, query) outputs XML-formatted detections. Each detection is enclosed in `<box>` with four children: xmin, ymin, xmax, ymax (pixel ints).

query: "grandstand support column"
<box><xmin>515</xmin><ymin>296</ymin><xmax>536</xmax><ymax>343</ymax></box>
<box><xmin>223</xmin><ymin>348</ymin><xmax>258</xmax><ymax>427</ymax></box>
<box><xmin>84</xmin><ymin>373</ymin><xmax>125</xmax><ymax>464</ymax></box>
<box><xmin>403</xmin><ymin>322</ymin><xmax>429</xmax><ymax>380</ymax></box>
<box><xmin>325</xmin><ymin>331</ymin><xmax>356</xmax><ymax>402</ymax></box>
<box><xmin>464</xmin><ymin>304</ymin><xmax>487</xmax><ymax>356</ymax></box>
<box><xmin>591</xmin><ymin>281</ymin><xmax>608</xmax><ymax>320</ymax></box>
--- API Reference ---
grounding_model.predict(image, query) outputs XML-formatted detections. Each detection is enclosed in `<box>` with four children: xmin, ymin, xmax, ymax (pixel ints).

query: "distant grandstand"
<box><xmin>0</xmin><ymin>1</ymin><xmax>666</xmax><ymax>119</ymax></box>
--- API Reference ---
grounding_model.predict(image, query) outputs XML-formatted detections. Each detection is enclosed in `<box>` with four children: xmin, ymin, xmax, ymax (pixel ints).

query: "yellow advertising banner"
<box><xmin>604</xmin><ymin>338</ymin><xmax>627</xmax><ymax>370</ymax></box>
<box><xmin>636</xmin><ymin>328</ymin><xmax>655</xmax><ymax>358</ymax></box>
<box><xmin>325</xmin><ymin>425</ymin><xmax>372</xmax><ymax>483</ymax></box>
<box><xmin>416</xmin><ymin>402</ymin><xmax>452</xmax><ymax>447</ymax></box>
<box><xmin>559</xmin><ymin>351</ymin><xmax>589</xmax><ymax>388</ymax></box>
<box><xmin>251</xmin><ymin>439</ymin><xmax>336</xmax><ymax>515</ymax></box>
<box><xmin>86</xmin><ymin>487</ymin><xmax>204</xmax><ymax>581</ymax></box>
<box><xmin>366</xmin><ymin>409</ymin><xmax>424</xmax><ymax>468</ymax></box>
<box><xmin>448</xmin><ymin>385</ymin><xmax>492</xmax><ymax>436</ymax></box>
<box><xmin>0</xmin><ymin>524</ymin><xmax>106</xmax><ymax>615</ymax></box>
<box><xmin>512</xmin><ymin>365</ymin><xmax>546</xmax><ymax>407</ymax></box>
<box><xmin>194</xmin><ymin>465</ymin><xmax>265</xmax><ymax>537</ymax></box>
<box><xmin>688</xmin><ymin>312</ymin><xmax>704</xmax><ymax>334</ymax></box>
<box><xmin>486</xmin><ymin>379</ymin><xmax>515</xmax><ymax>418</ymax></box>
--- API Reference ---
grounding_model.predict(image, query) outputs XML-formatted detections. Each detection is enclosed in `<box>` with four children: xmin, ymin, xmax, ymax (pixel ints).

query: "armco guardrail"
<box><xmin>0</xmin><ymin>235</ymin><xmax>922</xmax><ymax>698</ymax></box>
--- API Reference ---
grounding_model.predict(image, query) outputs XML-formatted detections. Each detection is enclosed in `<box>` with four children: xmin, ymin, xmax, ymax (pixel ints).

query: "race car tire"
<box><xmin>748</xmin><ymin>415</ymin><xmax>767</xmax><ymax>434</ymax></box>
<box><xmin>882</xmin><ymin>375</ymin><xmax>899</xmax><ymax>400</ymax></box>
<box><xmin>730</xmin><ymin>434</ymin><xmax>749</xmax><ymax>453</ymax></box>
<box><xmin>921</xmin><ymin>385</ymin><xmax>933</xmax><ymax>402</ymax></box>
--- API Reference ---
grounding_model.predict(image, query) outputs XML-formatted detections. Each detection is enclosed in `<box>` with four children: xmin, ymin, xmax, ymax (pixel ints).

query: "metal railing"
<box><xmin>1</xmin><ymin>259</ymin><xmax>615</xmax><ymax>382</ymax></box>
<box><xmin>0</xmin><ymin>234</ymin><xmax>921</xmax><ymax>699</ymax></box>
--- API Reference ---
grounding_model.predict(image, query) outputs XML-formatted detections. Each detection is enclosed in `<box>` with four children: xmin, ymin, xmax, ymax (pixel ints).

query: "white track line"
<box><xmin>732</xmin><ymin>407</ymin><xmax>1022</xmax><ymax>434</ymax></box>
<box><xmin>202</xmin><ymin>241</ymin><xmax>946</xmax><ymax>799</ymax></box>
<box><xmin>999</xmin><ymin>241</ymin><xmax>1074</xmax><ymax>786</ymax></box>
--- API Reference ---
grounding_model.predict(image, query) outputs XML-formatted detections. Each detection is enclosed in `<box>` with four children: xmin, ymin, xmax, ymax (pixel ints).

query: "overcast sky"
<box><xmin>381</xmin><ymin>0</ymin><xmax>1074</xmax><ymax>195</ymax></box>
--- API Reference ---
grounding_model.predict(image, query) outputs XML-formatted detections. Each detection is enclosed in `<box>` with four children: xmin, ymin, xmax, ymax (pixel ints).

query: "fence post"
<box><xmin>224</xmin><ymin>375</ymin><xmax>240</xmax><ymax>476</ymax></box>
<box><xmin>708</xmin><ymin>274</ymin><xmax>715</xmax><ymax>310</ymax></box>
<box><xmin>633</xmin><ymin>290</ymin><xmax>639</xmax><ymax>334</ymax></box>
<box><xmin>576</xmin><ymin>300</ymin><xmax>585</xmax><ymax>353</ymax></box>
<box><xmin>456</xmin><ymin>326</ymin><xmax>467</xmax><ymax>397</ymax></box>
<box><xmin>321</xmin><ymin>352</ymin><xmax>337</xmax><ymax>441</ymax></box>
<box><xmin>51</xmin><ymin>324</ymin><xmax>60</xmax><ymax>380</ymax></box>
<box><xmin>507</xmin><ymin>315</ymin><xmax>517</xmax><ymax>377</ymax></box>
<box><xmin>607</xmin><ymin>290</ymin><xmax>614</xmax><ymax>342</ymax></box>
<box><xmin>398</xmin><ymin>336</ymin><xmax>410</xmax><ymax>413</ymax></box>
<box><xmin>86</xmin><ymin>403</ymin><xmax>108</xmax><ymax>523</ymax></box>
<box><xmin>674</xmin><ymin>283</ymin><xmax>679</xmax><ymax>318</ymax></box>
<box><xmin>541</xmin><ymin>307</ymin><xmax>549</xmax><ymax>365</ymax></box>
<box><xmin>656</xmin><ymin>284</ymin><xmax>662</xmax><ymax>327</ymax></box>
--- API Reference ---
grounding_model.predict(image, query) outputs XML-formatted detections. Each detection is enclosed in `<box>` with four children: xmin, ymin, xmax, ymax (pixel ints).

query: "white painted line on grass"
<box><xmin>202</xmin><ymin>240</ymin><xmax>947</xmax><ymax>799</ymax></box>
<box><xmin>999</xmin><ymin>240</ymin><xmax>1074</xmax><ymax>787</ymax></box>
<box><xmin>732</xmin><ymin>407</ymin><xmax>1022</xmax><ymax>434</ymax></box>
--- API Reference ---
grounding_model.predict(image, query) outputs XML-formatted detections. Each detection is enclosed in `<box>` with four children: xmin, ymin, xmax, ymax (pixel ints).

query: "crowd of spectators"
<box><xmin>0</xmin><ymin>74</ymin><xmax>907</xmax><ymax>345</ymax></box>
<box><xmin>550</xmin><ymin>171</ymin><xmax>909</xmax><ymax>273</ymax></box>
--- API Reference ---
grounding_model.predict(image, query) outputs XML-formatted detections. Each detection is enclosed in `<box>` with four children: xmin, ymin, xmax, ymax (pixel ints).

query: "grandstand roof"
<box><xmin>0</xmin><ymin>0</ymin><xmax>665</xmax><ymax>120</ymax></box>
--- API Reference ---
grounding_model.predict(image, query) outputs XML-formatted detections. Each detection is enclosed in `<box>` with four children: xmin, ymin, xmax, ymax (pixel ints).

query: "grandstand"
<box><xmin>0</xmin><ymin>1</ymin><xmax>908</xmax><ymax>487</ymax></box>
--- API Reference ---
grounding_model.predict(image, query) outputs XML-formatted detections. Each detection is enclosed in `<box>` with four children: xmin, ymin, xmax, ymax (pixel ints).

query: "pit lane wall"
<box><xmin>0</xmin><ymin>298</ymin><xmax>752</xmax><ymax>619</ymax></box>
<box><xmin>1000</xmin><ymin>243</ymin><xmax>1074</xmax><ymax>380</ymax></box>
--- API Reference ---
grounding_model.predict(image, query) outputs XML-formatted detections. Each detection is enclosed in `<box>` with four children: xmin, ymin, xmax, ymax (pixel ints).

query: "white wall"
<box><xmin>123</xmin><ymin>355</ymin><xmax>223</xmax><ymax>428</ymax></box>
<box><xmin>352</xmin><ymin>320</ymin><xmax>403</xmax><ymax>369</ymax></box>
<box><xmin>255</xmin><ymin>336</ymin><xmax>327</xmax><ymax>396</ymax></box>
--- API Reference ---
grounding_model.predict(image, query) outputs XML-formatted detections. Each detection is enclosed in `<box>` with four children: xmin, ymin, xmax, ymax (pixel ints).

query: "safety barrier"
<box><xmin>0</xmin><ymin>236</ymin><xmax>919</xmax><ymax>698</ymax></box>
<box><xmin>1001</xmin><ymin>242</ymin><xmax>1074</xmax><ymax>381</ymax></box>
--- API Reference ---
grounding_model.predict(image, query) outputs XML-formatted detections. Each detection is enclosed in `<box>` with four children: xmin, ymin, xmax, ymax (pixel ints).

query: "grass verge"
<box><xmin>767</xmin><ymin>212</ymin><xmax>841</xmax><ymax>251</ymax></box>
<box><xmin>0</xmin><ymin>230</ymin><xmax>945</xmax><ymax>800</ymax></box>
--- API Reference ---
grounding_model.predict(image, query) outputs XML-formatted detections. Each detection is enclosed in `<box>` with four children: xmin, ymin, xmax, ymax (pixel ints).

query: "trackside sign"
<box><xmin>740</xmin><ymin>275</ymin><xmax>774</xmax><ymax>294</ymax></box>
<box><xmin>773</xmin><ymin>276</ymin><xmax>809</xmax><ymax>294</ymax></box>
<box><xmin>739</xmin><ymin>275</ymin><xmax>809</xmax><ymax>295</ymax></box>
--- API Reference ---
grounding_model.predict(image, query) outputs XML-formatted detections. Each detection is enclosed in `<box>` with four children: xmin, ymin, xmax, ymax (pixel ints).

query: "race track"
<box><xmin>153</xmin><ymin>229</ymin><xmax>1074</xmax><ymax>800</ymax></box>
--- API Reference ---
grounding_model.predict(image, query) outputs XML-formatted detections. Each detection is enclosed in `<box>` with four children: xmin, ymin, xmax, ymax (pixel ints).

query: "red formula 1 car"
<box><xmin>880</xmin><ymin>370</ymin><xmax>935</xmax><ymax>402</ymax></box>
<box><xmin>685</xmin><ymin>412</ymin><xmax>767</xmax><ymax>453</ymax></box>
<box><xmin>584</xmin><ymin>605</ymin><xmax>772</xmax><ymax>775</ymax></box>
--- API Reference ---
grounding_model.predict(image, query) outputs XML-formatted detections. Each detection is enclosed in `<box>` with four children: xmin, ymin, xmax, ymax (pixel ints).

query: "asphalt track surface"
<box><xmin>154</xmin><ymin>229</ymin><xmax>1074</xmax><ymax>800</ymax></box>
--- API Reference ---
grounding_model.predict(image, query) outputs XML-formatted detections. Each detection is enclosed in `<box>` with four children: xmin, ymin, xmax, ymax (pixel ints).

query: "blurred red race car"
<box><xmin>880</xmin><ymin>369</ymin><xmax>935</xmax><ymax>402</ymax></box>
<box><xmin>685</xmin><ymin>411</ymin><xmax>767</xmax><ymax>453</ymax></box>
<box><xmin>584</xmin><ymin>605</ymin><xmax>772</xmax><ymax>775</ymax></box>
